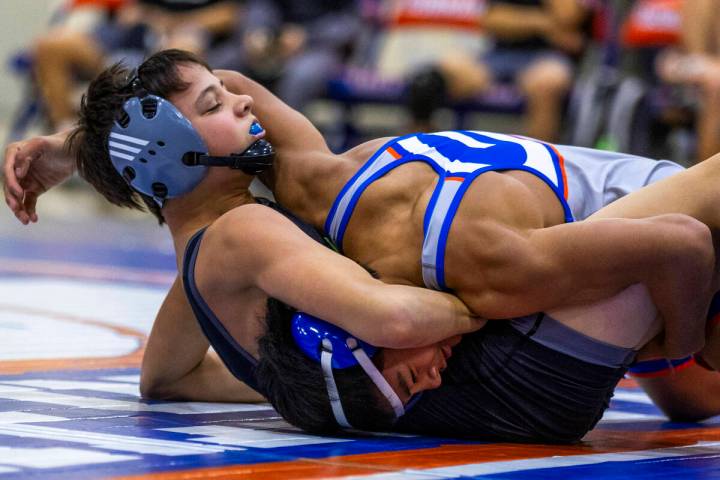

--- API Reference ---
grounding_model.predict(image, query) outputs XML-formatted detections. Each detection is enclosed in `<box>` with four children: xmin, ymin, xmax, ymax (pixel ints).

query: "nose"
<box><xmin>233</xmin><ymin>94</ymin><xmax>253</xmax><ymax>117</ymax></box>
<box><xmin>427</xmin><ymin>367</ymin><xmax>442</xmax><ymax>389</ymax></box>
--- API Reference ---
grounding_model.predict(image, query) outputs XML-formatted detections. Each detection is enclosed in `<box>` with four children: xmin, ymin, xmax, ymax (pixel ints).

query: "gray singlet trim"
<box><xmin>327</xmin><ymin>149</ymin><xmax>397</xmax><ymax>243</ymax></box>
<box><xmin>511</xmin><ymin>314</ymin><xmax>637</xmax><ymax>368</ymax></box>
<box><xmin>421</xmin><ymin>179</ymin><xmax>464</xmax><ymax>290</ymax></box>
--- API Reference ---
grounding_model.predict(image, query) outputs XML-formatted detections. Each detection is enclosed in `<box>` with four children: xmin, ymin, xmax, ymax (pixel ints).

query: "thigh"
<box><xmin>559</xmin><ymin>145</ymin><xmax>685</xmax><ymax>220</ymax></box>
<box><xmin>517</xmin><ymin>53</ymin><xmax>573</xmax><ymax>94</ymax></box>
<box><xmin>546</xmin><ymin>284</ymin><xmax>660</xmax><ymax>349</ymax></box>
<box><xmin>587</xmin><ymin>152</ymin><xmax>720</xmax><ymax>228</ymax></box>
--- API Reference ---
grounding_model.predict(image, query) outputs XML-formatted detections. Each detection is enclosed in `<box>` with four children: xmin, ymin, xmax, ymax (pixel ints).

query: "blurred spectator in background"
<box><xmin>34</xmin><ymin>0</ymin><xmax>143</xmax><ymax>131</ymax></box>
<box><xmin>407</xmin><ymin>0</ymin><xmax>591</xmax><ymax>140</ymax></box>
<box><xmin>139</xmin><ymin>0</ymin><xmax>243</xmax><ymax>66</ymax></box>
<box><xmin>371</xmin><ymin>0</ymin><xmax>487</xmax><ymax>131</ymax></box>
<box><xmin>373</xmin><ymin>0</ymin><xmax>487</xmax><ymax>81</ymax></box>
<box><xmin>33</xmin><ymin>0</ymin><xmax>243</xmax><ymax>131</ymax></box>
<box><xmin>237</xmin><ymin>0</ymin><xmax>361</xmax><ymax>110</ymax></box>
<box><xmin>656</xmin><ymin>0</ymin><xmax>720</xmax><ymax>162</ymax></box>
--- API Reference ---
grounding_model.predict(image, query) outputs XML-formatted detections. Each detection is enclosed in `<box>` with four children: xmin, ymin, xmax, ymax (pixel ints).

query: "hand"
<box><xmin>3</xmin><ymin>132</ymin><xmax>75</xmax><ymax>224</ymax></box>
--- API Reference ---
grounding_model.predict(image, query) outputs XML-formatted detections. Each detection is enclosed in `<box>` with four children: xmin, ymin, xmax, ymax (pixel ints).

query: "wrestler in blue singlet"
<box><xmin>325</xmin><ymin>130</ymin><xmax>686</xmax><ymax>292</ymax></box>
<box><xmin>325</xmin><ymin>130</ymin><xmax>572</xmax><ymax>291</ymax></box>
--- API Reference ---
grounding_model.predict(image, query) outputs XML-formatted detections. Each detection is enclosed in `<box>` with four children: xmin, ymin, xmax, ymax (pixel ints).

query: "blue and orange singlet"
<box><xmin>325</xmin><ymin>131</ymin><xmax>572</xmax><ymax>291</ymax></box>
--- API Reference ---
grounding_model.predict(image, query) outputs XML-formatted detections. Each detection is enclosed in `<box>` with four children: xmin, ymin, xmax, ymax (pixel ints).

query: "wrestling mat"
<box><xmin>2</xmin><ymin>229</ymin><xmax>720</xmax><ymax>480</ymax></box>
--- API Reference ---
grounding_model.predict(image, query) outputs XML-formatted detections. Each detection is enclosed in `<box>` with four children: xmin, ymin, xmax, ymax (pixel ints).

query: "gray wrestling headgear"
<box><xmin>109</xmin><ymin>77</ymin><xmax>274</xmax><ymax>205</ymax></box>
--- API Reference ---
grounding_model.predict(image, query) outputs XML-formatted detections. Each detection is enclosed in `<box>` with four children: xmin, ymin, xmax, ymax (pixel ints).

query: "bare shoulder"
<box><xmin>206</xmin><ymin>203</ymin><xmax>300</xmax><ymax>250</ymax></box>
<box><xmin>192</xmin><ymin>203</ymin><xmax>300</xmax><ymax>293</ymax></box>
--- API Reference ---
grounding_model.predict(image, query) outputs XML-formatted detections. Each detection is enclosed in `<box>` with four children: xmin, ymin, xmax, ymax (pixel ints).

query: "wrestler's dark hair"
<box><xmin>67</xmin><ymin>49</ymin><xmax>212</xmax><ymax>225</ymax></box>
<box><xmin>256</xmin><ymin>298</ymin><xmax>397</xmax><ymax>434</ymax></box>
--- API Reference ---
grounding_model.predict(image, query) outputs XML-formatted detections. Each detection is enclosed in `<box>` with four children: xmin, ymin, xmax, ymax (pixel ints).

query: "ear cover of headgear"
<box><xmin>292</xmin><ymin>312</ymin><xmax>378</xmax><ymax>369</ymax></box>
<box><xmin>291</xmin><ymin>311</ymin><xmax>405</xmax><ymax>429</ymax></box>
<box><xmin>109</xmin><ymin>95</ymin><xmax>208</xmax><ymax>201</ymax></box>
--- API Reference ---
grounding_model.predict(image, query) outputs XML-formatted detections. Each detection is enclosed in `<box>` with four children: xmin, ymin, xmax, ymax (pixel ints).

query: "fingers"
<box><xmin>23</xmin><ymin>191</ymin><xmax>39</xmax><ymax>223</ymax></box>
<box><xmin>3</xmin><ymin>143</ymin><xmax>25</xmax><ymax>199</ymax></box>
<box><xmin>11</xmin><ymin>191</ymin><xmax>39</xmax><ymax>225</ymax></box>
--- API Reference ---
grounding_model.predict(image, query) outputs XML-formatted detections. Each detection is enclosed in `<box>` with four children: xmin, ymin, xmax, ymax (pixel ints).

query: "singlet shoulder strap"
<box><xmin>324</xmin><ymin>133</ymin><xmax>447</xmax><ymax>252</ymax></box>
<box><xmin>182</xmin><ymin>227</ymin><xmax>263</xmax><ymax>394</ymax></box>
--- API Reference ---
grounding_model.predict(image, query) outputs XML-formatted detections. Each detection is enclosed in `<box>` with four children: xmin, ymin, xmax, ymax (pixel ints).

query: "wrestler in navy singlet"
<box><xmin>182</xmin><ymin>197</ymin><xmax>330</xmax><ymax>395</ymax></box>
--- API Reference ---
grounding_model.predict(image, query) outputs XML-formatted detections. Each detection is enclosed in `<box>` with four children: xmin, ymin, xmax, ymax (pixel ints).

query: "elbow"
<box><xmin>138</xmin><ymin>376</ymin><xmax>161</xmax><ymax>400</ymax></box>
<box><xmin>139</xmin><ymin>374</ymin><xmax>174</xmax><ymax>401</ymax></box>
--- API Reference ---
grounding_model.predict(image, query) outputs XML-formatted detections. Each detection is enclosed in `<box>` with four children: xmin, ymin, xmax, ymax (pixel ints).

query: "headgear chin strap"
<box><xmin>182</xmin><ymin>138</ymin><xmax>275</xmax><ymax>175</ymax></box>
<box><xmin>109</xmin><ymin>92</ymin><xmax>275</xmax><ymax>206</ymax></box>
<box><xmin>291</xmin><ymin>312</ymin><xmax>405</xmax><ymax>429</ymax></box>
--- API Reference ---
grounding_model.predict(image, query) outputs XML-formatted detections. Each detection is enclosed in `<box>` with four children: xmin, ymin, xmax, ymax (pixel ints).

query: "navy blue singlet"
<box><xmin>182</xmin><ymin>198</ymin><xmax>329</xmax><ymax>395</ymax></box>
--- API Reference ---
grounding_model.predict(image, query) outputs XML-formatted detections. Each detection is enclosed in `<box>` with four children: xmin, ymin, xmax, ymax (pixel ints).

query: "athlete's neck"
<box><xmin>163</xmin><ymin>170</ymin><xmax>256</xmax><ymax>256</ymax></box>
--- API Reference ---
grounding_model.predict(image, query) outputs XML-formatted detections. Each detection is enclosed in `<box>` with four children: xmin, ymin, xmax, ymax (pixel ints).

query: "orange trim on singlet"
<box><xmin>445</xmin><ymin>176</ymin><xmax>465</xmax><ymax>182</ymax></box>
<box><xmin>628</xmin><ymin>357</ymin><xmax>697</xmax><ymax>378</ymax></box>
<box><xmin>673</xmin><ymin>357</ymin><xmax>698</xmax><ymax>373</ymax></box>
<box><xmin>0</xmin><ymin>304</ymin><xmax>146</xmax><ymax>374</ymax></box>
<box><xmin>386</xmin><ymin>146</ymin><xmax>402</xmax><ymax>159</ymax></box>
<box><xmin>546</xmin><ymin>143</ymin><xmax>569</xmax><ymax>199</ymax></box>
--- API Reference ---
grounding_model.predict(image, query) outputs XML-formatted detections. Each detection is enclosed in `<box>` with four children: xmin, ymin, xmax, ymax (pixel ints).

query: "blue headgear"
<box><xmin>108</xmin><ymin>76</ymin><xmax>275</xmax><ymax>205</ymax></box>
<box><xmin>291</xmin><ymin>312</ymin><xmax>405</xmax><ymax>428</ymax></box>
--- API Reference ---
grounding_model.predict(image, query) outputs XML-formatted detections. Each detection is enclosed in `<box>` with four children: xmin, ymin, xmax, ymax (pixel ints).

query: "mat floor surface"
<box><xmin>2</xmin><ymin>214</ymin><xmax>720</xmax><ymax>480</ymax></box>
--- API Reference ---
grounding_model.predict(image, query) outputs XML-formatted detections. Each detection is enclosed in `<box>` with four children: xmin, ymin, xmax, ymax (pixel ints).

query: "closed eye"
<box><xmin>205</xmin><ymin>102</ymin><xmax>222</xmax><ymax>114</ymax></box>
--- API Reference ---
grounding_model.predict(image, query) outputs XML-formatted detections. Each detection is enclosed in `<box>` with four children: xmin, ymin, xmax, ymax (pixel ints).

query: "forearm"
<box><xmin>370</xmin><ymin>284</ymin><xmax>484</xmax><ymax>349</ymax></box>
<box><xmin>140</xmin><ymin>278</ymin><xmax>263</xmax><ymax>402</ymax></box>
<box><xmin>143</xmin><ymin>350</ymin><xmax>264</xmax><ymax>403</ymax></box>
<box><xmin>237</xmin><ymin>207</ymin><xmax>484</xmax><ymax>350</ymax></box>
<box><xmin>58</xmin><ymin>129</ymin><xmax>77</xmax><ymax>168</ymax></box>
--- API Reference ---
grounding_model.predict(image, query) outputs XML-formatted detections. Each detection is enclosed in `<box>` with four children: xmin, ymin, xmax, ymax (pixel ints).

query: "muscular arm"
<box><xmin>140</xmin><ymin>276</ymin><xmax>264</xmax><ymax>402</ymax></box>
<box><xmin>203</xmin><ymin>204</ymin><xmax>484</xmax><ymax>349</ymax></box>
<box><xmin>462</xmin><ymin>214</ymin><xmax>714</xmax><ymax>357</ymax></box>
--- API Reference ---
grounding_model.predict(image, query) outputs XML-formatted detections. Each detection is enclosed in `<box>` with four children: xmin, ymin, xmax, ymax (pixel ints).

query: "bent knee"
<box><xmin>519</xmin><ymin>59</ymin><xmax>573</xmax><ymax>97</ymax></box>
